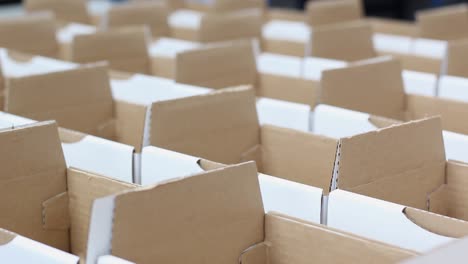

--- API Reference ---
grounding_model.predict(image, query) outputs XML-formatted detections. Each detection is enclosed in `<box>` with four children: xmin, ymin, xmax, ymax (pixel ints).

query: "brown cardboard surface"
<box><xmin>211</xmin><ymin>0</ymin><xmax>264</xmax><ymax>13</ymax></box>
<box><xmin>266</xmin><ymin>8</ymin><xmax>305</xmax><ymax>22</ymax></box>
<box><xmin>378</xmin><ymin>51</ymin><xmax>442</xmax><ymax>74</ymax></box>
<box><xmin>25</xmin><ymin>0</ymin><xmax>90</xmax><ymax>24</ymax></box>
<box><xmin>337</xmin><ymin>118</ymin><xmax>446</xmax><ymax>209</ymax></box>
<box><xmin>416</xmin><ymin>4</ymin><xmax>468</xmax><ymax>40</ymax></box>
<box><xmin>111</xmin><ymin>162</ymin><xmax>265</xmax><ymax>264</ymax></box>
<box><xmin>5</xmin><ymin>65</ymin><xmax>115</xmax><ymax>139</ymax></box>
<box><xmin>71</xmin><ymin>27</ymin><xmax>151</xmax><ymax>74</ymax></box>
<box><xmin>260</xmin><ymin>38</ymin><xmax>307</xmax><ymax>57</ymax></box>
<box><xmin>404</xmin><ymin>207</ymin><xmax>468</xmax><ymax>238</ymax></box>
<box><xmin>114</xmin><ymin>99</ymin><xmax>148</xmax><ymax>152</ymax></box>
<box><xmin>0</xmin><ymin>13</ymin><xmax>59</xmax><ymax>57</ymax></box>
<box><xmin>306</xmin><ymin>0</ymin><xmax>362</xmax><ymax>27</ymax></box>
<box><xmin>367</xmin><ymin>17</ymin><xmax>418</xmax><ymax>37</ymax></box>
<box><xmin>150</xmin><ymin>86</ymin><xmax>260</xmax><ymax>164</ymax></box>
<box><xmin>169</xmin><ymin>26</ymin><xmax>198</xmax><ymax>41</ymax></box>
<box><xmin>321</xmin><ymin>57</ymin><xmax>406</xmax><ymax>120</ymax></box>
<box><xmin>0</xmin><ymin>229</ymin><xmax>15</xmax><ymax>245</ymax></box>
<box><xmin>150</xmin><ymin>54</ymin><xmax>176</xmax><ymax>78</ymax></box>
<box><xmin>175</xmin><ymin>40</ymin><xmax>257</xmax><ymax>89</ymax></box>
<box><xmin>446</xmin><ymin>39</ymin><xmax>468</xmax><ymax>77</ymax></box>
<box><xmin>311</xmin><ymin>20</ymin><xmax>376</xmax><ymax>61</ymax></box>
<box><xmin>199</xmin><ymin>10</ymin><xmax>262</xmax><ymax>43</ymax></box>
<box><xmin>0</xmin><ymin>121</ymin><xmax>69</xmax><ymax>251</ymax></box>
<box><xmin>107</xmin><ymin>2</ymin><xmax>169</xmax><ymax>38</ymax></box>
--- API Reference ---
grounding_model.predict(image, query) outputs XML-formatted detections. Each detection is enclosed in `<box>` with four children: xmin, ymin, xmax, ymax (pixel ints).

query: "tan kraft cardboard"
<box><xmin>185</xmin><ymin>0</ymin><xmax>264</xmax><ymax>13</ymax></box>
<box><xmin>306</xmin><ymin>0</ymin><xmax>362</xmax><ymax>27</ymax></box>
<box><xmin>24</xmin><ymin>0</ymin><xmax>90</xmax><ymax>25</ymax></box>
<box><xmin>416</xmin><ymin>4</ymin><xmax>468</xmax><ymax>40</ymax></box>
<box><xmin>368</xmin><ymin>17</ymin><xmax>418</xmax><ymax>37</ymax></box>
<box><xmin>444</xmin><ymin>38</ymin><xmax>468</xmax><ymax>78</ymax></box>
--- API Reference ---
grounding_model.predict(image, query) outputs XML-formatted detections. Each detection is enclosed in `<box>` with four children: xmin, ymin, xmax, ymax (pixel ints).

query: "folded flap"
<box><xmin>404</xmin><ymin>207</ymin><xmax>468</xmax><ymax>238</ymax></box>
<box><xmin>6</xmin><ymin>65</ymin><xmax>115</xmax><ymax>137</ymax></box>
<box><xmin>0</xmin><ymin>121</ymin><xmax>69</xmax><ymax>251</ymax></box>
<box><xmin>107</xmin><ymin>2</ymin><xmax>169</xmax><ymax>38</ymax></box>
<box><xmin>416</xmin><ymin>4</ymin><xmax>468</xmax><ymax>40</ymax></box>
<box><xmin>0</xmin><ymin>13</ymin><xmax>58</xmax><ymax>57</ymax></box>
<box><xmin>150</xmin><ymin>86</ymin><xmax>260</xmax><ymax>164</ymax></box>
<box><xmin>321</xmin><ymin>57</ymin><xmax>406</xmax><ymax>120</ymax></box>
<box><xmin>311</xmin><ymin>20</ymin><xmax>376</xmax><ymax>61</ymax></box>
<box><xmin>175</xmin><ymin>40</ymin><xmax>257</xmax><ymax>89</ymax></box>
<box><xmin>239</xmin><ymin>242</ymin><xmax>268</xmax><ymax>264</ymax></box>
<box><xmin>440</xmin><ymin>160</ymin><xmax>468</xmax><ymax>221</ymax></box>
<box><xmin>0</xmin><ymin>229</ymin><xmax>15</xmax><ymax>245</ymax></box>
<box><xmin>199</xmin><ymin>10</ymin><xmax>262</xmax><ymax>43</ymax></box>
<box><xmin>306</xmin><ymin>0</ymin><xmax>362</xmax><ymax>26</ymax></box>
<box><xmin>212</xmin><ymin>0</ymin><xmax>265</xmax><ymax>12</ymax></box>
<box><xmin>445</xmin><ymin>39</ymin><xmax>468</xmax><ymax>78</ymax></box>
<box><xmin>42</xmin><ymin>192</ymin><xmax>70</xmax><ymax>230</ymax></box>
<box><xmin>71</xmin><ymin>27</ymin><xmax>151</xmax><ymax>74</ymax></box>
<box><xmin>110</xmin><ymin>162</ymin><xmax>264</xmax><ymax>263</ymax></box>
<box><xmin>25</xmin><ymin>0</ymin><xmax>90</xmax><ymax>24</ymax></box>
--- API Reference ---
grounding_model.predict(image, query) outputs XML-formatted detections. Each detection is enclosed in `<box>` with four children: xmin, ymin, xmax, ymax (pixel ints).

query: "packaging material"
<box><xmin>105</xmin><ymin>2</ymin><xmax>169</xmax><ymax>38</ymax></box>
<box><xmin>306</xmin><ymin>0</ymin><xmax>362</xmax><ymax>27</ymax></box>
<box><xmin>24</xmin><ymin>0</ymin><xmax>91</xmax><ymax>24</ymax></box>
<box><xmin>401</xmin><ymin>70</ymin><xmax>437</xmax><ymax>96</ymax></box>
<box><xmin>184</xmin><ymin>0</ymin><xmax>264</xmax><ymax>13</ymax></box>
<box><xmin>0</xmin><ymin>13</ymin><xmax>59</xmax><ymax>57</ymax></box>
<box><xmin>70</xmin><ymin>27</ymin><xmax>151</xmax><ymax>74</ymax></box>
<box><xmin>56</xmin><ymin>23</ymin><xmax>96</xmax><ymax>60</ymax></box>
<box><xmin>368</xmin><ymin>17</ymin><xmax>418</xmax><ymax>37</ymax></box>
<box><xmin>265</xmin><ymin>7</ymin><xmax>305</xmax><ymax>23</ymax></box>
<box><xmin>416</xmin><ymin>4</ymin><xmax>468</xmax><ymax>40</ymax></box>
<box><xmin>98</xmin><ymin>255</ymin><xmax>135</xmax><ymax>264</ymax></box>
<box><xmin>401</xmin><ymin>237</ymin><xmax>468</xmax><ymax>264</ymax></box>
<box><xmin>444</xmin><ymin>38</ymin><xmax>468</xmax><ymax>78</ymax></box>
<box><xmin>261</xmin><ymin>20</ymin><xmax>310</xmax><ymax>56</ymax></box>
<box><xmin>438</xmin><ymin>75</ymin><xmax>468</xmax><ymax>102</ymax></box>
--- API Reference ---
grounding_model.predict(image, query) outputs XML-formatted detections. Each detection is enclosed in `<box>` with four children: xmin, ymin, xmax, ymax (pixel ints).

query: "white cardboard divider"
<box><xmin>56</xmin><ymin>23</ymin><xmax>97</xmax><ymax>44</ymax></box>
<box><xmin>443</xmin><ymin>130</ymin><xmax>468</xmax><ymax>164</ymax></box>
<box><xmin>141</xmin><ymin>146</ymin><xmax>204</xmax><ymax>185</ymax></box>
<box><xmin>0</xmin><ymin>119</ymin><xmax>12</xmax><ymax>130</ymax></box>
<box><xmin>438</xmin><ymin>75</ymin><xmax>468</xmax><ymax>102</ymax></box>
<box><xmin>168</xmin><ymin>9</ymin><xmax>202</xmax><ymax>29</ymax></box>
<box><xmin>0</xmin><ymin>233</ymin><xmax>79</xmax><ymax>264</ymax></box>
<box><xmin>88</xmin><ymin>0</ymin><xmax>112</xmax><ymax>16</ymax></box>
<box><xmin>256</xmin><ymin>97</ymin><xmax>311</xmax><ymax>132</ymax></box>
<box><xmin>149</xmin><ymin>37</ymin><xmax>200</xmax><ymax>58</ymax></box>
<box><xmin>401</xmin><ymin>237</ymin><xmax>468</xmax><ymax>264</ymax></box>
<box><xmin>0</xmin><ymin>48</ymin><xmax>77</xmax><ymax>78</ymax></box>
<box><xmin>98</xmin><ymin>255</ymin><xmax>135</xmax><ymax>264</ymax></box>
<box><xmin>312</xmin><ymin>104</ymin><xmax>377</xmax><ymax>138</ymax></box>
<box><xmin>262</xmin><ymin>20</ymin><xmax>310</xmax><ymax>43</ymax></box>
<box><xmin>373</xmin><ymin>33</ymin><xmax>412</xmax><ymax>54</ymax></box>
<box><xmin>302</xmin><ymin>56</ymin><xmax>347</xmax><ymax>80</ymax></box>
<box><xmin>328</xmin><ymin>190</ymin><xmax>454</xmax><ymax>253</ymax></box>
<box><xmin>402</xmin><ymin>70</ymin><xmax>437</xmax><ymax>96</ymax></box>
<box><xmin>257</xmin><ymin>52</ymin><xmax>302</xmax><ymax>77</ymax></box>
<box><xmin>411</xmin><ymin>38</ymin><xmax>447</xmax><ymax>59</ymax></box>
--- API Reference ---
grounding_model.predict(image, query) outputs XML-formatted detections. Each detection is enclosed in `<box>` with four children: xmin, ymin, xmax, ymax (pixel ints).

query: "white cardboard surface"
<box><xmin>412</xmin><ymin>38</ymin><xmax>447</xmax><ymax>59</ymax></box>
<box><xmin>141</xmin><ymin>146</ymin><xmax>204</xmax><ymax>185</ymax></box>
<box><xmin>256</xmin><ymin>97</ymin><xmax>311</xmax><ymax>132</ymax></box>
<box><xmin>0</xmin><ymin>49</ymin><xmax>77</xmax><ymax>78</ymax></box>
<box><xmin>0</xmin><ymin>112</ymin><xmax>35</xmax><ymax>126</ymax></box>
<box><xmin>0</xmin><ymin>120</ymin><xmax>12</xmax><ymax>130</ymax></box>
<box><xmin>57</xmin><ymin>23</ymin><xmax>97</xmax><ymax>44</ymax></box>
<box><xmin>438</xmin><ymin>75</ymin><xmax>468</xmax><ymax>102</ymax></box>
<box><xmin>259</xmin><ymin>173</ymin><xmax>323</xmax><ymax>223</ymax></box>
<box><xmin>328</xmin><ymin>190</ymin><xmax>454</xmax><ymax>253</ymax></box>
<box><xmin>401</xmin><ymin>237</ymin><xmax>468</xmax><ymax>264</ymax></box>
<box><xmin>0</xmin><ymin>234</ymin><xmax>79</xmax><ymax>264</ymax></box>
<box><xmin>373</xmin><ymin>33</ymin><xmax>412</xmax><ymax>54</ymax></box>
<box><xmin>262</xmin><ymin>20</ymin><xmax>310</xmax><ymax>43</ymax></box>
<box><xmin>443</xmin><ymin>130</ymin><xmax>468</xmax><ymax>164</ymax></box>
<box><xmin>168</xmin><ymin>9</ymin><xmax>202</xmax><ymax>29</ymax></box>
<box><xmin>257</xmin><ymin>52</ymin><xmax>302</xmax><ymax>78</ymax></box>
<box><xmin>98</xmin><ymin>255</ymin><xmax>135</xmax><ymax>264</ymax></box>
<box><xmin>312</xmin><ymin>104</ymin><xmax>377</xmax><ymax>138</ymax></box>
<box><xmin>303</xmin><ymin>57</ymin><xmax>347</xmax><ymax>80</ymax></box>
<box><xmin>402</xmin><ymin>70</ymin><xmax>437</xmax><ymax>96</ymax></box>
<box><xmin>149</xmin><ymin>37</ymin><xmax>200</xmax><ymax>58</ymax></box>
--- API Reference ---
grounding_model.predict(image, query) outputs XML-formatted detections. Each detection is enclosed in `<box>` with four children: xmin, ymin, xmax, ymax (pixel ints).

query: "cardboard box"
<box><xmin>24</xmin><ymin>0</ymin><xmax>91</xmax><ymax>25</ymax></box>
<box><xmin>56</xmin><ymin>23</ymin><xmax>96</xmax><ymax>61</ymax></box>
<box><xmin>445</xmin><ymin>38</ymin><xmax>468</xmax><ymax>78</ymax></box>
<box><xmin>367</xmin><ymin>17</ymin><xmax>418</xmax><ymax>37</ymax></box>
<box><xmin>70</xmin><ymin>27</ymin><xmax>152</xmax><ymax>74</ymax></box>
<box><xmin>0</xmin><ymin>13</ymin><xmax>59</xmax><ymax>58</ymax></box>
<box><xmin>416</xmin><ymin>4</ymin><xmax>468</xmax><ymax>41</ymax></box>
<box><xmin>401</xmin><ymin>237</ymin><xmax>468</xmax><ymax>264</ymax></box>
<box><xmin>105</xmin><ymin>2</ymin><xmax>169</xmax><ymax>38</ymax></box>
<box><xmin>265</xmin><ymin>8</ymin><xmax>305</xmax><ymax>23</ymax></box>
<box><xmin>261</xmin><ymin>20</ymin><xmax>310</xmax><ymax>56</ymax></box>
<box><xmin>305</xmin><ymin>0</ymin><xmax>362</xmax><ymax>27</ymax></box>
<box><xmin>184</xmin><ymin>0</ymin><xmax>264</xmax><ymax>13</ymax></box>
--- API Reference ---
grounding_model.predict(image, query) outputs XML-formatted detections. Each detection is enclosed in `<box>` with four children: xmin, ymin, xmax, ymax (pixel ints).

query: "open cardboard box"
<box><xmin>305</xmin><ymin>0</ymin><xmax>362</xmax><ymax>27</ymax></box>
<box><xmin>24</xmin><ymin>0</ymin><xmax>91</xmax><ymax>25</ymax></box>
<box><xmin>182</xmin><ymin>0</ymin><xmax>265</xmax><ymax>13</ymax></box>
<box><xmin>168</xmin><ymin>8</ymin><xmax>262</xmax><ymax>42</ymax></box>
<box><xmin>416</xmin><ymin>3</ymin><xmax>468</xmax><ymax>41</ymax></box>
<box><xmin>56</xmin><ymin>23</ymin><xmax>96</xmax><ymax>60</ymax></box>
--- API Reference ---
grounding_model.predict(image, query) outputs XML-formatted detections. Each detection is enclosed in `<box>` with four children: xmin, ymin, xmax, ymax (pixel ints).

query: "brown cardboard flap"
<box><xmin>107</xmin><ymin>2</ymin><xmax>169</xmax><ymax>38</ymax></box>
<box><xmin>446</xmin><ymin>39</ymin><xmax>468</xmax><ymax>78</ymax></box>
<box><xmin>367</xmin><ymin>17</ymin><xmax>418</xmax><ymax>37</ymax></box>
<box><xmin>239</xmin><ymin>242</ymin><xmax>269</xmax><ymax>264</ymax></box>
<box><xmin>442</xmin><ymin>160</ymin><xmax>468</xmax><ymax>221</ymax></box>
<box><xmin>111</xmin><ymin>162</ymin><xmax>265</xmax><ymax>264</ymax></box>
<box><xmin>404</xmin><ymin>207</ymin><xmax>468</xmax><ymax>238</ymax></box>
<box><xmin>25</xmin><ymin>0</ymin><xmax>90</xmax><ymax>24</ymax></box>
<box><xmin>260</xmin><ymin>125</ymin><xmax>338</xmax><ymax>192</ymax></box>
<box><xmin>6</xmin><ymin>65</ymin><xmax>115</xmax><ymax>138</ymax></box>
<box><xmin>240</xmin><ymin>144</ymin><xmax>263</xmax><ymax>172</ymax></box>
<box><xmin>58</xmin><ymin>127</ymin><xmax>87</xmax><ymax>143</ymax></box>
<box><xmin>321</xmin><ymin>57</ymin><xmax>406</xmax><ymax>120</ymax></box>
<box><xmin>0</xmin><ymin>121</ymin><xmax>69</xmax><ymax>251</ymax></box>
<box><xmin>406</xmin><ymin>94</ymin><xmax>468</xmax><ymax>135</ymax></box>
<box><xmin>337</xmin><ymin>118</ymin><xmax>446</xmax><ymax>209</ymax></box>
<box><xmin>311</xmin><ymin>20</ymin><xmax>376</xmax><ymax>62</ymax></box>
<box><xmin>266</xmin><ymin>8</ymin><xmax>305</xmax><ymax>22</ymax></box>
<box><xmin>199</xmin><ymin>9</ymin><xmax>262</xmax><ymax>43</ymax></box>
<box><xmin>67</xmin><ymin>168</ymin><xmax>136</xmax><ymax>258</ymax></box>
<box><xmin>264</xmin><ymin>213</ymin><xmax>416</xmax><ymax>264</ymax></box>
<box><xmin>0</xmin><ymin>229</ymin><xmax>16</xmax><ymax>245</ymax></box>
<box><xmin>71</xmin><ymin>27</ymin><xmax>151</xmax><ymax>74</ymax></box>
<box><xmin>42</xmin><ymin>192</ymin><xmax>70</xmax><ymax>230</ymax></box>
<box><xmin>428</xmin><ymin>184</ymin><xmax>449</xmax><ymax>216</ymax></box>
<box><xmin>381</xmin><ymin>52</ymin><xmax>442</xmax><ymax>74</ymax></box>
<box><xmin>0</xmin><ymin>13</ymin><xmax>59</xmax><ymax>57</ymax></box>
<box><xmin>150</xmin><ymin>86</ymin><xmax>260</xmax><ymax>164</ymax></box>
<box><xmin>416</xmin><ymin>4</ymin><xmax>468</xmax><ymax>40</ymax></box>
<box><xmin>114</xmin><ymin>99</ymin><xmax>148</xmax><ymax>152</ymax></box>
<box><xmin>175</xmin><ymin>40</ymin><xmax>257</xmax><ymax>89</ymax></box>
<box><xmin>368</xmin><ymin>115</ymin><xmax>401</xmax><ymax>129</ymax></box>
<box><xmin>212</xmin><ymin>0</ymin><xmax>265</xmax><ymax>13</ymax></box>
<box><xmin>306</xmin><ymin>0</ymin><xmax>362</xmax><ymax>27</ymax></box>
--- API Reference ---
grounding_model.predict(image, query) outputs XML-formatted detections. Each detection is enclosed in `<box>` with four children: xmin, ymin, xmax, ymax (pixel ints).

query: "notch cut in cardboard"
<box><xmin>106</xmin><ymin>2</ymin><xmax>169</xmax><ymax>38</ymax></box>
<box><xmin>416</xmin><ymin>4</ymin><xmax>468</xmax><ymax>41</ymax></box>
<box><xmin>0</xmin><ymin>13</ymin><xmax>59</xmax><ymax>58</ymax></box>
<box><xmin>306</xmin><ymin>0</ymin><xmax>362</xmax><ymax>27</ymax></box>
<box><xmin>24</xmin><ymin>0</ymin><xmax>91</xmax><ymax>25</ymax></box>
<box><xmin>70</xmin><ymin>27</ymin><xmax>151</xmax><ymax>74</ymax></box>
